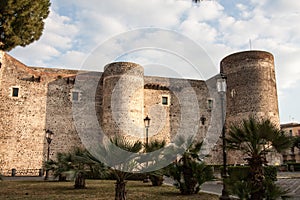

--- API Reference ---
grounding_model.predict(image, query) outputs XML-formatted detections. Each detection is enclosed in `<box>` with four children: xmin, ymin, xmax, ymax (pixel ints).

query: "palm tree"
<box><xmin>45</xmin><ymin>147</ymin><xmax>106</xmax><ymax>189</ymax></box>
<box><xmin>144</xmin><ymin>139</ymin><xmax>166</xmax><ymax>186</ymax></box>
<box><xmin>226</xmin><ymin>117</ymin><xmax>291</xmax><ymax>200</ymax></box>
<box><xmin>109</xmin><ymin>137</ymin><xmax>142</xmax><ymax>200</ymax></box>
<box><xmin>87</xmin><ymin>136</ymin><xmax>143</xmax><ymax>200</ymax></box>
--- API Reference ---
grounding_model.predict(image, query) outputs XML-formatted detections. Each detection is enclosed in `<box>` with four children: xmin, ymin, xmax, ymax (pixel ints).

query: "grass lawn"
<box><xmin>0</xmin><ymin>179</ymin><xmax>219</xmax><ymax>200</ymax></box>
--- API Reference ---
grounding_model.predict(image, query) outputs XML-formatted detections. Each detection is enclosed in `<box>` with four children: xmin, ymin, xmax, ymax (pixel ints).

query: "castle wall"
<box><xmin>143</xmin><ymin>76</ymin><xmax>222</xmax><ymax>163</ymax></box>
<box><xmin>0</xmin><ymin>51</ymin><xmax>84</xmax><ymax>175</ymax></box>
<box><xmin>45</xmin><ymin>76</ymin><xmax>83</xmax><ymax>161</ymax></box>
<box><xmin>0</xmin><ymin>53</ymin><xmax>48</xmax><ymax>175</ymax></box>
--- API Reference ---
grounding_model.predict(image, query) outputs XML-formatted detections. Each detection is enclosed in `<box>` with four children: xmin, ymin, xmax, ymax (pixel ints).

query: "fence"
<box><xmin>0</xmin><ymin>168</ymin><xmax>43</xmax><ymax>177</ymax></box>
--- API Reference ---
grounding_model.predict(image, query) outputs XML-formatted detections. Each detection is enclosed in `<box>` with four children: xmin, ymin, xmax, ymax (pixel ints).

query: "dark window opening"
<box><xmin>12</xmin><ymin>87</ymin><xmax>19</xmax><ymax>97</ymax></box>
<box><xmin>162</xmin><ymin>96</ymin><xmax>168</xmax><ymax>105</ymax></box>
<box><xmin>207</xmin><ymin>99</ymin><xmax>213</xmax><ymax>110</ymax></box>
<box><xmin>72</xmin><ymin>92</ymin><xmax>79</xmax><ymax>101</ymax></box>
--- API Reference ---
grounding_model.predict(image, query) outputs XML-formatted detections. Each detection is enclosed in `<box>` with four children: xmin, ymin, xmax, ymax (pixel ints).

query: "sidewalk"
<box><xmin>277</xmin><ymin>171</ymin><xmax>300</xmax><ymax>179</ymax></box>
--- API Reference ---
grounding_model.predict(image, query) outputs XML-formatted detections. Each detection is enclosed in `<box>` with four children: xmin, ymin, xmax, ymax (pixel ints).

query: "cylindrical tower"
<box><xmin>221</xmin><ymin>50</ymin><xmax>280</xmax><ymax>164</ymax></box>
<box><xmin>102</xmin><ymin>62</ymin><xmax>144</xmax><ymax>140</ymax></box>
<box><xmin>221</xmin><ymin>50</ymin><xmax>279</xmax><ymax>125</ymax></box>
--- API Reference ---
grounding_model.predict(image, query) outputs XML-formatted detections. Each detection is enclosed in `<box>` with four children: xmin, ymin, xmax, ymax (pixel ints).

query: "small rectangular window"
<box><xmin>162</xmin><ymin>96</ymin><xmax>168</xmax><ymax>105</ymax></box>
<box><xmin>298</xmin><ymin>130</ymin><xmax>300</xmax><ymax>136</ymax></box>
<box><xmin>12</xmin><ymin>87</ymin><xmax>19</xmax><ymax>97</ymax></box>
<box><xmin>72</xmin><ymin>91</ymin><xmax>79</xmax><ymax>101</ymax></box>
<box><xmin>207</xmin><ymin>99</ymin><xmax>213</xmax><ymax>110</ymax></box>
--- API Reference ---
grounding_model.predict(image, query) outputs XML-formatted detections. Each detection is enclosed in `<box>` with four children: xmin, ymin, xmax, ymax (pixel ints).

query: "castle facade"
<box><xmin>0</xmin><ymin>50</ymin><xmax>280</xmax><ymax>176</ymax></box>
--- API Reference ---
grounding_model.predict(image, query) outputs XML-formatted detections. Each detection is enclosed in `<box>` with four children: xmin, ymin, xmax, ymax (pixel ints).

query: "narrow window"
<box><xmin>207</xmin><ymin>99</ymin><xmax>213</xmax><ymax>110</ymax></box>
<box><xmin>72</xmin><ymin>91</ymin><xmax>79</xmax><ymax>101</ymax></box>
<box><xmin>12</xmin><ymin>87</ymin><xmax>19</xmax><ymax>97</ymax></box>
<box><xmin>162</xmin><ymin>96</ymin><xmax>168</xmax><ymax>105</ymax></box>
<box><xmin>298</xmin><ymin>130</ymin><xmax>300</xmax><ymax>136</ymax></box>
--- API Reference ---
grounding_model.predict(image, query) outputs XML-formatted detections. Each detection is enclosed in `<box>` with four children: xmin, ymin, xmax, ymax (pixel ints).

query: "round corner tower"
<box><xmin>221</xmin><ymin>50</ymin><xmax>280</xmax><ymax>127</ymax></box>
<box><xmin>102</xmin><ymin>62</ymin><xmax>144</xmax><ymax>139</ymax></box>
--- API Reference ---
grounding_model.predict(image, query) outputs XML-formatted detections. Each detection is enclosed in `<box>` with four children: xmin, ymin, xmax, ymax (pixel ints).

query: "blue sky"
<box><xmin>9</xmin><ymin>0</ymin><xmax>300</xmax><ymax>123</ymax></box>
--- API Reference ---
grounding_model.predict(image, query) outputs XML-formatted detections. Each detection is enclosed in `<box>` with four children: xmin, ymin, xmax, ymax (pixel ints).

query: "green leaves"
<box><xmin>0</xmin><ymin>0</ymin><xmax>50</xmax><ymax>51</ymax></box>
<box><xmin>226</xmin><ymin>116</ymin><xmax>292</xmax><ymax>158</ymax></box>
<box><xmin>166</xmin><ymin>141</ymin><xmax>214</xmax><ymax>195</ymax></box>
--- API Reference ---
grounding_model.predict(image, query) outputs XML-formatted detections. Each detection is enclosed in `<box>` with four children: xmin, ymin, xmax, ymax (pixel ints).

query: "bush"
<box><xmin>287</xmin><ymin>163</ymin><xmax>300</xmax><ymax>171</ymax></box>
<box><xmin>165</xmin><ymin>142</ymin><xmax>214</xmax><ymax>195</ymax></box>
<box><xmin>227</xmin><ymin>166</ymin><xmax>277</xmax><ymax>182</ymax></box>
<box><xmin>167</xmin><ymin>161</ymin><xmax>214</xmax><ymax>195</ymax></box>
<box><xmin>226</xmin><ymin>166</ymin><xmax>285</xmax><ymax>199</ymax></box>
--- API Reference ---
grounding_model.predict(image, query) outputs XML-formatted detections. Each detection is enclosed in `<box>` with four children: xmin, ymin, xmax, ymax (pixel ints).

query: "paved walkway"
<box><xmin>201</xmin><ymin>172</ymin><xmax>300</xmax><ymax>199</ymax></box>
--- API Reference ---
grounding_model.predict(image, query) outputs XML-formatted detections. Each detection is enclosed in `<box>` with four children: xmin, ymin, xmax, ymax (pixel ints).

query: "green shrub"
<box><xmin>287</xmin><ymin>163</ymin><xmax>300</xmax><ymax>171</ymax></box>
<box><xmin>227</xmin><ymin>166</ymin><xmax>277</xmax><ymax>182</ymax></box>
<box><xmin>226</xmin><ymin>166</ymin><xmax>284</xmax><ymax>199</ymax></box>
<box><xmin>264</xmin><ymin>166</ymin><xmax>277</xmax><ymax>182</ymax></box>
<box><xmin>165</xmin><ymin>142</ymin><xmax>214</xmax><ymax>195</ymax></box>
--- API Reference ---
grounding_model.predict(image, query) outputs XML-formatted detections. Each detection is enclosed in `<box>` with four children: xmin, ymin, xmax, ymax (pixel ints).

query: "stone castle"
<box><xmin>0</xmin><ymin>50</ymin><xmax>280</xmax><ymax>176</ymax></box>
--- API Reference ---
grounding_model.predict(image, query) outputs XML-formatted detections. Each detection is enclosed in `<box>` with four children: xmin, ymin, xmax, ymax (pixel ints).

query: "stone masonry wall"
<box><xmin>0</xmin><ymin>51</ymin><xmax>81</xmax><ymax>175</ymax></box>
<box><xmin>0</xmin><ymin>53</ymin><xmax>48</xmax><ymax>175</ymax></box>
<box><xmin>102</xmin><ymin>62</ymin><xmax>144</xmax><ymax>140</ymax></box>
<box><xmin>45</xmin><ymin>76</ymin><xmax>83</xmax><ymax>163</ymax></box>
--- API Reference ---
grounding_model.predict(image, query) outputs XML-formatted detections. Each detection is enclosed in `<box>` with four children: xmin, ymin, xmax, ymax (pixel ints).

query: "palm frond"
<box><xmin>227</xmin><ymin>116</ymin><xmax>291</xmax><ymax>163</ymax></box>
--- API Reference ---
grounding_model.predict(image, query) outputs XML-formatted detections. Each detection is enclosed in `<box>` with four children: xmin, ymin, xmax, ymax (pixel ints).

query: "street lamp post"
<box><xmin>144</xmin><ymin>115</ymin><xmax>151</xmax><ymax>148</ymax></box>
<box><xmin>143</xmin><ymin>115</ymin><xmax>151</xmax><ymax>183</ymax></box>
<box><xmin>45</xmin><ymin>129</ymin><xmax>54</xmax><ymax>180</ymax></box>
<box><xmin>217</xmin><ymin>74</ymin><xmax>230</xmax><ymax>200</ymax></box>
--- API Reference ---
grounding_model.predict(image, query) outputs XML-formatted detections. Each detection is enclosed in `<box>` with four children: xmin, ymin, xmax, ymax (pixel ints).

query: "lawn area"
<box><xmin>0</xmin><ymin>179</ymin><xmax>219</xmax><ymax>200</ymax></box>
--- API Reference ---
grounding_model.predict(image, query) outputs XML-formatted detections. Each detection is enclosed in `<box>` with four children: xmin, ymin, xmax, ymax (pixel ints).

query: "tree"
<box><xmin>226</xmin><ymin>117</ymin><xmax>291</xmax><ymax>200</ymax></box>
<box><xmin>292</xmin><ymin>136</ymin><xmax>300</xmax><ymax>151</ymax></box>
<box><xmin>109</xmin><ymin>137</ymin><xmax>142</xmax><ymax>200</ymax></box>
<box><xmin>166</xmin><ymin>141</ymin><xmax>214</xmax><ymax>195</ymax></box>
<box><xmin>0</xmin><ymin>0</ymin><xmax>51</xmax><ymax>51</ymax></box>
<box><xmin>87</xmin><ymin>136</ymin><xmax>143</xmax><ymax>200</ymax></box>
<box><xmin>45</xmin><ymin>147</ymin><xmax>107</xmax><ymax>189</ymax></box>
<box><xmin>144</xmin><ymin>139</ymin><xmax>166</xmax><ymax>186</ymax></box>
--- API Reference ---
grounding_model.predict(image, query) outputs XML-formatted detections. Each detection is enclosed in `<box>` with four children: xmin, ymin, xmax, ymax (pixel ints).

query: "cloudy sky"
<box><xmin>10</xmin><ymin>0</ymin><xmax>300</xmax><ymax>124</ymax></box>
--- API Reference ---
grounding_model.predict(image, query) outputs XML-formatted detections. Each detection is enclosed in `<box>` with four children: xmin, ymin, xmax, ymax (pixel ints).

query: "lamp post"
<box><xmin>143</xmin><ymin>115</ymin><xmax>151</xmax><ymax>183</ymax></box>
<box><xmin>144</xmin><ymin>115</ymin><xmax>151</xmax><ymax>148</ymax></box>
<box><xmin>45</xmin><ymin>129</ymin><xmax>54</xmax><ymax>180</ymax></box>
<box><xmin>217</xmin><ymin>74</ymin><xmax>230</xmax><ymax>200</ymax></box>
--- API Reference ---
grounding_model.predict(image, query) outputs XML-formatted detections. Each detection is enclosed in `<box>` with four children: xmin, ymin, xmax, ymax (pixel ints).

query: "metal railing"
<box><xmin>0</xmin><ymin>168</ymin><xmax>43</xmax><ymax>177</ymax></box>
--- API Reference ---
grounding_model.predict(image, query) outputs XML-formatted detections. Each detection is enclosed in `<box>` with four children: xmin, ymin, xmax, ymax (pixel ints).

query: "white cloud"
<box><xmin>7</xmin><ymin>0</ymin><xmax>300</xmax><ymax>122</ymax></box>
<box><xmin>10</xmin><ymin>7</ymin><xmax>80</xmax><ymax>67</ymax></box>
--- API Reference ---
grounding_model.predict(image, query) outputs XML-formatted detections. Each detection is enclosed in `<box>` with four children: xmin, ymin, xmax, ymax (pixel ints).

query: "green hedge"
<box><xmin>227</xmin><ymin>166</ymin><xmax>277</xmax><ymax>182</ymax></box>
<box><xmin>287</xmin><ymin>163</ymin><xmax>300</xmax><ymax>171</ymax></box>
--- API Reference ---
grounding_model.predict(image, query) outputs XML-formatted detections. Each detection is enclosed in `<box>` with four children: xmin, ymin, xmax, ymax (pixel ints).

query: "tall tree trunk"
<box><xmin>248</xmin><ymin>156</ymin><xmax>265</xmax><ymax>200</ymax></box>
<box><xmin>115</xmin><ymin>180</ymin><xmax>127</xmax><ymax>200</ymax></box>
